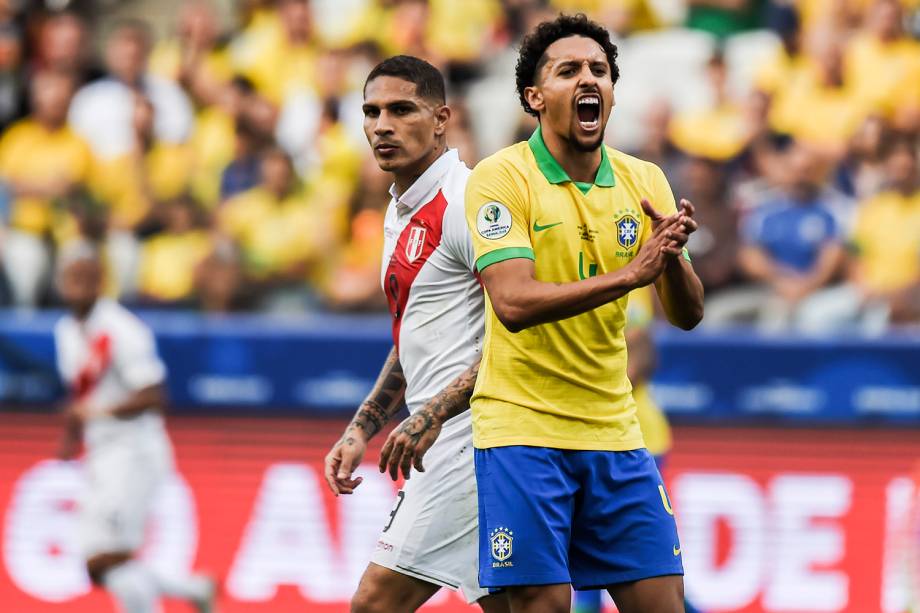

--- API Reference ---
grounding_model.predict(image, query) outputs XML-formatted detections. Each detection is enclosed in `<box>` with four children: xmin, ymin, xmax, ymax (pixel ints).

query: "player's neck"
<box><xmin>72</xmin><ymin>298</ymin><xmax>99</xmax><ymax>322</ymax></box>
<box><xmin>393</xmin><ymin>144</ymin><xmax>447</xmax><ymax>196</ymax></box>
<box><xmin>540</xmin><ymin>127</ymin><xmax>601</xmax><ymax>184</ymax></box>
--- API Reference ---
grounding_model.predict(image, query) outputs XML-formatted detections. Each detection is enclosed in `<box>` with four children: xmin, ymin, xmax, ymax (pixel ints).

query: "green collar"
<box><xmin>528</xmin><ymin>125</ymin><xmax>615</xmax><ymax>188</ymax></box>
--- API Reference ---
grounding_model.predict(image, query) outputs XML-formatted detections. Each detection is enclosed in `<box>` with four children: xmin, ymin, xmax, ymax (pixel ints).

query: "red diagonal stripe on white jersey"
<box><xmin>384</xmin><ymin>190</ymin><xmax>448</xmax><ymax>352</ymax></box>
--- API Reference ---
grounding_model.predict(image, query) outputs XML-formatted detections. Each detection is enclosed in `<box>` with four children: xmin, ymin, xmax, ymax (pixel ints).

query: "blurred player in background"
<box><xmin>323</xmin><ymin>56</ymin><xmax>507</xmax><ymax>612</ymax></box>
<box><xmin>465</xmin><ymin>14</ymin><xmax>704</xmax><ymax>613</ymax></box>
<box><xmin>574</xmin><ymin>287</ymin><xmax>705</xmax><ymax>613</ymax></box>
<box><xmin>55</xmin><ymin>242</ymin><xmax>216</xmax><ymax>613</ymax></box>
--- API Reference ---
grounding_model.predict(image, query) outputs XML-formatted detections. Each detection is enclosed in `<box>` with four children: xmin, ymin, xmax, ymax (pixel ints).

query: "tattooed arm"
<box><xmin>379</xmin><ymin>356</ymin><xmax>481</xmax><ymax>481</ymax></box>
<box><xmin>323</xmin><ymin>346</ymin><xmax>407</xmax><ymax>496</ymax></box>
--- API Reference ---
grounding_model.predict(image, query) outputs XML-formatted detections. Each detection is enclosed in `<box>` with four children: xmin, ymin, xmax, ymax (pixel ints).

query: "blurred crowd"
<box><xmin>0</xmin><ymin>0</ymin><xmax>917</xmax><ymax>333</ymax></box>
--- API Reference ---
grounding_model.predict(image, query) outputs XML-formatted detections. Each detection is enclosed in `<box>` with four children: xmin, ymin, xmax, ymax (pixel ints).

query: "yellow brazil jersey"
<box><xmin>219</xmin><ymin>186</ymin><xmax>316</xmax><ymax>278</ymax></box>
<box><xmin>138</xmin><ymin>231</ymin><xmax>213</xmax><ymax>302</ymax></box>
<box><xmin>465</xmin><ymin>126</ymin><xmax>678</xmax><ymax>451</ymax></box>
<box><xmin>852</xmin><ymin>189</ymin><xmax>920</xmax><ymax>293</ymax></box>
<box><xmin>0</xmin><ymin>119</ymin><xmax>93</xmax><ymax>235</ymax></box>
<box><xmin>625</xmin><ymin>285</ymin><xmax>672</xmax><ymax>457</ymax></box>
<box><xmin>845</xmin><ymin>34</ymin><xmax>920</xmax><ymax>119</ymax></box>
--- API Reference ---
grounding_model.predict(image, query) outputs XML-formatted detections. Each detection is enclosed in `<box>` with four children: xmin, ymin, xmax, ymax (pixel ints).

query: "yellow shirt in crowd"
<box><xmin>844</xmin><ymin>34</ymin><xmax>920</xmax><ymax>120</ymax></box>
<box><xmin>0</xmin><ymin>119</ymin><xmax>93</xmax><ymax>234</ymax></box>
<box><xmin>769</xmin><ymin>64</ymin><xmax>868</xmax><ymax>153</ymax></box>
<box><xmin>219</xmin><ymin>186</ymin><xmax>317</xmax><ymax>278</ymax></box>
<box><xmin>852</xmin><ymin>189</ymin><xmax>920</xmax><ymax>293</ymax></box>
<box><xmin>669</xmin><ymin>103</ymin><xmax>749</xmax><ymax>161</ymax></box>
<box><xmin>90</xmin><ymin>143</ymin><xmax>193</xmax><ymax>229</ymax></box>
<box><xmin>138</xmin><ymin>230</ymin><xmax>213</xmax><ymax>302</ymax></box>
<box><xmin>465</xmin><ymin>126</ymin><xmax>677</xmax><ymax>451</ymax></box>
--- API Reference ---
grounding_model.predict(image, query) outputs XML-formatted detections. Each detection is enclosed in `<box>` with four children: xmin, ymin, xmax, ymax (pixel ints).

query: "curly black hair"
<box><xmin>515</xmin><ymin>14</ymin><xmax>619</xmax><ymax>117</ymax></box>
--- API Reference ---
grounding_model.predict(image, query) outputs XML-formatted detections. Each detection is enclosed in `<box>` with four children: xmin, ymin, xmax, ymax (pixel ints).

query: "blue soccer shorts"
<box><xmin>474</xmin><ymin>445</ymin><xmax>683</xmax><ymax>589</ymax></box>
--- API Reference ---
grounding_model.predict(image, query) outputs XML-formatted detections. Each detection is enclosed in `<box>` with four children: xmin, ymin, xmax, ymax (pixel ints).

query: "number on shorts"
<box><xmin>382</xmin><ymin>490</ymin><xmax>406</xmax><ymax>532</ymax></box>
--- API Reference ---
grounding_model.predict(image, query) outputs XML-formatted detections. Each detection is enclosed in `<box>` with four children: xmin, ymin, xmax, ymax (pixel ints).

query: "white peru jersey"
<box><xmin>380</xmin><ymin>149</ymin><xmax>484</xmax><ymax>433</ymax></box>
<box><xmin>54</xmin><ymin>299</ymin><xmax>169</xmax><ymax>451</ymax></box>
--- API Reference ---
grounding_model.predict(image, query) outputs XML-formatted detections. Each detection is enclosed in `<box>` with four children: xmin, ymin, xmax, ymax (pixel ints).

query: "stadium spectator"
<box><xmin>230</xmin><ymin>0</ymin><xmax>318</xmax><ymax>106</ymax></box>
<box><xmin>220</xmin><ymin>116</ymin><xmax>265</xmax><ymax>201</ymax></box>
<box><xmin>218</xmin><ymin>147</ymin><xmax>322</xmax><ymax>310</ymax></box>
<box><xmin>0</xmin><ymin>69</ymin><xmax>91</xmax><ymax>307</ymax></box>
<box><xmin>136</xmin><ymin>195</ymin><xmax>213</xmax><ymax>307</ymax></box>
<box><xmin>705</xmin><ymin>141</ymin><xmax>848</xmax><ymax>329</ymax></box>
<box><xmin>194</xmin><ymin>239</ymin><xmax>252</xmax><ymax>312</ymax></box>
<box><xmin>68</xmin><ymin>19</ymin><xmax>193</xmax><ymax>160</ymax></box>
<box><xmin>669</xmin><ymin>51</ymin><xmax>750</xmax><ymax>161</ymax></box>
<box><xmin>34</xmin><ymin>11</ymin><xmax>95</xmax><ymax>84</ymax></box>
<box><xmin>798</xmin><ymin>132</ymin><xmax>920</xmax><ymax>332</ymax></box>
<box><xmin>845</xmin><ymin>0</ymin><xmax>920</xmax><ymax>131</ymax></box>
<box><xmin>769</xmin><ymin>25</ymin><xmax>869</xmax><ymax>157</ymax></box>
<box><xmin>148</xmin><ymin>0</ymin><xmax>232</xmax><ymax>107</ymax></box>
<box><xmin>189</xmin><ymin>76</ymin><xmax>269</xmax><ymax>206</ymax></box>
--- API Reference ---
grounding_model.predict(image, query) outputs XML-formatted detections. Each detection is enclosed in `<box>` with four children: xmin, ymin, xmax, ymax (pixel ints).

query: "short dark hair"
<box><xmin>515</xmin><ymin>14</ymin><xmax>620</xmax><ymax>117</ymax></box>
<box><xmin>364</xmin><ymin>55</ymin><xmax>446</xmax><ymax>105</ymax></box>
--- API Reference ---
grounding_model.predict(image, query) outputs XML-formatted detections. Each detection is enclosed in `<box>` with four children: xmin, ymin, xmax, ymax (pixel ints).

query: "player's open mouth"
<box><xmin>576</xmin><ymin>94</ymin><xmax>600</xmax><ymax>131</ymax></box>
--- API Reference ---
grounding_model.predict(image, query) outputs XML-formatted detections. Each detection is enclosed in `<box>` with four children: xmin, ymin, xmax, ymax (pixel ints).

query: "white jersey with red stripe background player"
<box><xmin>370</xmin><ymin>147</ymin><xmax>488</xmax><ymax>600</ymax></box>
<box><xmin>380</xmin><ymin>147</ymin><xmax>483</xmax><ymax>435</ymax></box>
<box><xmin>54</xmin><ymin>298</ymin><xmax>174</xmax><ymax>557</ymax></box>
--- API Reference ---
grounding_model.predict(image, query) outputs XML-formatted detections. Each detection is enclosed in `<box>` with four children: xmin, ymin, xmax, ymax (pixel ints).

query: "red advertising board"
<box><xmin>0</xmin><ymin>414</ymin><xmax>918</xmax><ymax>612</ymax></box>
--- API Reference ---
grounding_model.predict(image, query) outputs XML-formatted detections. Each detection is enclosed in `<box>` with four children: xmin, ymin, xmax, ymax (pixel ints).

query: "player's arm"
<box><xmin>323</xmin><ymin>346</ymin><xmax>407</xmax><ymax>496</ymax></box>
<box><xmin>378</xmin><ymin>356</ymin><xmax>481</xmax><ymax>481</ymax></box>
<box><xmin>646</xmin><ymin>188</ymin><xmax>705</xmax><ymax>330</ymax></box>
<box><xmin>106</xmin><ymin>383</ymin><xmax>167</xmax><ymax>419</ymax></box>
<box><xmin>481</xmin><ymin>205</ymin><xmax>682</xmax><ymax>332</ymax></box>
<box><xmin>57</xmin><ymin>405</ymin><xmax>83</xmax><ymax>460</ymax></box>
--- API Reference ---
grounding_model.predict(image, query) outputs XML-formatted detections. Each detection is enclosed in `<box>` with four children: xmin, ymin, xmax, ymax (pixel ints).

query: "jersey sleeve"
<box><xmin>113</xmin><ymin>314</ymin><xmax>167</xmax><ymax>391</ymax></box>
<box><xmin>465</xmin><ymin>155</ymin><xmax>533</xmax><ymax>272</ymax></box>
<box><xmin>443</xmin><ymin>196</ymin><xmax>477</xmax><ymax>272</ymax></box>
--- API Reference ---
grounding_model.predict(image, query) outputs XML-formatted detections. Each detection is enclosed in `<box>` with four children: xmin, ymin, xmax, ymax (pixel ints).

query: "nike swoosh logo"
<box><xmin>673</xmin><ymin>546</ymin><xmax>681</xmax><ymax>556</ymax></box>
<box><xmin>533</xmin><ymin>221</ymin><xmax>563</xmax><ymax>232</ymax></box>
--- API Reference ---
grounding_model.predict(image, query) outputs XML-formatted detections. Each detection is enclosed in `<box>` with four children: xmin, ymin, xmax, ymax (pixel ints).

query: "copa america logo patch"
<box><xmin>616</xmin><ymin>214</ymin><xmax>640</xmax><ymax>249</ymax></box>
<box><xmin>477</xmin><ymin>202</ymin><xmax>512</xmax><ymax>240</ymax></box>
<box><xmin>405</xmin><ymin>225</ymin><xmax>426</xmax><ymax>263</ymax></box>
<box><xmin>490</xmin><ymin>526</ymin><xmax>513</xmax><ymax>566</ymax></box>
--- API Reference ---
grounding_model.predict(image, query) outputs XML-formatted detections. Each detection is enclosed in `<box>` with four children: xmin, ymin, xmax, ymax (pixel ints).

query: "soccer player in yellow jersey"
<box><xmin>464</xmin><ymin>14</ymin><xmax>704</xmax><ymax>613</ymax></box>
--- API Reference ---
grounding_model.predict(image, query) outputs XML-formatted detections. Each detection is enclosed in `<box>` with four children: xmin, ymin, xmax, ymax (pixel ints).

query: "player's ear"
<box><xmin>433</xmin><ymin>104</ymin><xmax>451</xmax><ymax>137</ymax></box>
<box><xmin>524</xmin><ymin>86</ymin><xmax>544</xmax><ymax>114</ymax></box>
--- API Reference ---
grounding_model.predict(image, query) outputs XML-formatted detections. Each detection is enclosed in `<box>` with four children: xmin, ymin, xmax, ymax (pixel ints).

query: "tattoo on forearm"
<box><xmin>346</xmin><ymin>348</ymin><xmax>406</xmax><ymax>439</ymax></box>
<box><xmin>392</xmin><ymin>359</ymin><xmax>481</xmax><ymax>441</ymax></box>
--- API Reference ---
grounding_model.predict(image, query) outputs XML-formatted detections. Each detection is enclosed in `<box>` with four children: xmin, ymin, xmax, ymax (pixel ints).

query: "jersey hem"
<box><xmin>472</xmin><ymin>436</ymin><xmax>646</xmax><ymax>451</ymax></box>
<box><xmin>475</xmin><ymin>247</ymin><xmax>535</xmax><ymax>272</ymax></box>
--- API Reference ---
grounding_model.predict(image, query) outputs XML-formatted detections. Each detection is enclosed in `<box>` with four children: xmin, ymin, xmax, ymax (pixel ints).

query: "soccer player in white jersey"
<box><xmin>54</xmin><ymin>242</ymin><xmax>216</xmax><ymax>613</ymax></box>
<box><xmin>323</xmin><ymin>56</ymin><xmax>508</xmax><ymax>613</ymax></box>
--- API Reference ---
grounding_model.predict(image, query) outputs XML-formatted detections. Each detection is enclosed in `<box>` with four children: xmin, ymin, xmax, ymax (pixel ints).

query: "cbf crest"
<box><xmin>615</xmin><ymin>214</ymin><xmax>640</xmax><ymax>249</ymax></box>
<box><xmin>490</xmin><ymin>526</ymin><xmax>514</xmax><ymax>567</ymax></box>
<box><xmin>405</xmin><ymin>225</ymin><xmax>427</xmax><ymax>263</ymax></box>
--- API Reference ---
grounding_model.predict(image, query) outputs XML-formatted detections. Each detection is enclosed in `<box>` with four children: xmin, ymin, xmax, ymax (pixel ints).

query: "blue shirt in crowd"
<box><xmin>742</xmin><ymin>193</ymin><xmax>842</xmax><ymax>273</ymax></box>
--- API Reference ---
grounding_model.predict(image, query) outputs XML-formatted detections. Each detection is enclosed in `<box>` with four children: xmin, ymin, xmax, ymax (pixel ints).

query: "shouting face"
<box><xmin>524</xmin><ymin>36</ymin><xmax>615</xmax><ymax>152</ymax></box>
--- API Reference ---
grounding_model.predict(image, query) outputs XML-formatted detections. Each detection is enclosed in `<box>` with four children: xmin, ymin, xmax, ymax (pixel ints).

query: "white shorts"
<box><xmin>80</xmin><ymin>425</ymin><xmax>172</xmax><ymax>558</ymax></box>
<box><xmin>370</xmin><ymin>416</ymin><xmax>487</xmax><ymax>604</ymax></box>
